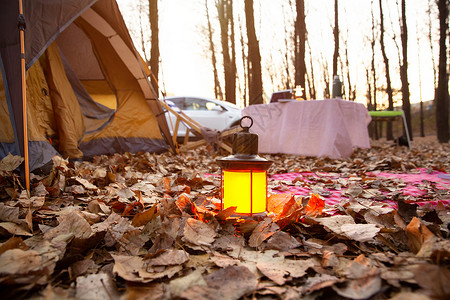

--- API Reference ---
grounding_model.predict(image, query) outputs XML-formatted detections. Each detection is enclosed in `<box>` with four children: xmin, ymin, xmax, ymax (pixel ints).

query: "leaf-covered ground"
<box><xmin>0</xmin><ymin>137</ymin><xmax>449</xmax><ymax>300</ymax></box>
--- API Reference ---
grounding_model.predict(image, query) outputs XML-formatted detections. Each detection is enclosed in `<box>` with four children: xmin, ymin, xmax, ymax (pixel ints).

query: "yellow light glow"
<box><xmin>222</xmin><ymin>170</ymin><xmax>267</xmax><ymax>214</ymax></box>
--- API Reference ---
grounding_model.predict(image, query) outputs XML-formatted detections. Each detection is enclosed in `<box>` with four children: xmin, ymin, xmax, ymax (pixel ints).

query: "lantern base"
<box><xmin>231</xmin><ymin>211</ymin><xmax>268</xmax><ymax>221</ymax></box>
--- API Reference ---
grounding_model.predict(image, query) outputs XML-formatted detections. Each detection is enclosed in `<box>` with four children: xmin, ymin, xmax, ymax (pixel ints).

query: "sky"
<box><xmin>116</xmin><ymin>0</ymin><xmax>440</xmax><ymax>107</ymax></box>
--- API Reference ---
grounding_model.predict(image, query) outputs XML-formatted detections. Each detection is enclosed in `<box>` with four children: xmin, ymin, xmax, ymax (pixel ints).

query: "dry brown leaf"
<box><xmin>75</xmin><ymin>272</ymin><xmax>119</xmax><ymax>300</ymax></box>
<box><xmin>340</xmin><ymin>223</ymin><xmax>381</xmax><ymax>242</ymax></box>
<box><xmin>203</xmin><ymin>265</ymin><xmax>258</xmax><ymax>300</ymax></box>
<box><xmin>146</xmin><ymin>249</ymin><xmax>189</xmax><ymax>268</ymax></box>
<box><xmin>412</xmin><ymin>263</ymin><xmax>450</xmax><ymax>299</ymax></box>
<box><xmin>257</xmin><ymin>257</ymin><xmax>317</xmax><ymax>285</ymax></box>
<box><xmin>0</xmin><ymin>203</ymin><xmax>20</xmax><ymax>222</ymax></box>
<box><xmin>0</xmin><ymin>237</ymin><xmax>28</xmax><ymax>255</ymax></box>
<box><xmin>120</xmin><ymin>284</ymin><xmax>167</xmax><ymax>300</ymax></box>
<box><xmin>0</xmin><ymin>249</ymin><xmax>42</xmax><ymax>275</ymax></box>
<box><xmin>262</xmin><ymin>230</ymin><xmax>301</xmax><ymax>252</ymax></box>
<box><xmin>248</xmin><ymin>218</ymin><xmax>280</xmax><ymax>248</ymax></box>
<box><xmin>183</xmin><ymin>218</ymin><xmax>216</xmax><ymax>247</ymax></box>
<box><xmin>169</xmin><ymin>269</ymin><xmax>207</xmax><ymax>297</ymax></box>
<box><xmin>311</xmin><ymin>215</ymin><xmax>355</xmax><ymax>235</ymax></box>
<box><xmin>0</xmin><ymin>153</ymin><xmax>23</xmax><ymax>172</ymax></box>
<box><xmin>0</xmin><ymin>222</ymin><xmax>32</xmax><ymax>236</ymax></box>
<box><xmin>44</xmin><ymin>210</ymin><xmax>92</xmax><ymax>240</ymax></box>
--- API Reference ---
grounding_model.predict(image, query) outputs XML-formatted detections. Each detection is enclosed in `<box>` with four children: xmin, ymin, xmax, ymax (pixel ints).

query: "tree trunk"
<box><xmin>370</xmin><ymin>1</ymin><xmax>378</xmax><ymax>139</ymax></box>
<box><xmin>435</xmin><ymin>0</ymin><xmax>449</xmax><ymax>143</ymax></box>
<box><xmin>415</xmin><ymin>11</ymin><xmax>425</xmax><ymax>137</ymax></box>
<box><xmin>332</xmin><ymin>0</ymin><xmax>339</xmax><ymax>76</ymax></box>
<box><xmin>217</xmin><ymin>0</ymin><xmax>236</xmax><ymax>104</ymax></box>
<box><xmin>238</xmin><ymin>18</ymin><xmax>248</xmax><ymax>106</ymax></box>
<box><xmin>228</xmin><ymin>0</ymin><xmax>237</xmax><ymax>104</ymax></box>
<box><xmin>149</xmin><ymin>0</ymin><xmax>159</xmax><ymax>92</ymax></box>
<box><xmin>295</xmin><ymin>0</ymin><xmax>306</xmax><ymax>96</ymax></box>
<box><xmin>400</xmin><ymin>0</ymin><xmax>412</xmax><ymax>140</ymax></box>
<box><xmin>245</xmin><ymin>0</ymin><xmax>263</xmax><ymax>105</ymax></box>
<box><xmin>206</xmin><ymin>0</ymin><xmax>223</xmax><ymax>100</ymax></box>
<box><xmin>378</xmin><ymin>0</ymin><xmax>394</xmax><ymax>140</ymax></box>
<box><xmin>306</xmin><ymin>39</ymin><xmax>316</xmax><ymax>99</ymax></box>
<box><xmin>427</xmin><ymin>0</ymin><xmax>438</xmax><ymax>90</ymax></box>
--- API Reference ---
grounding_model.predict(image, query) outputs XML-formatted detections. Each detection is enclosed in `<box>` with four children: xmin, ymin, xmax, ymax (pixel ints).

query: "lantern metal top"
<box><xmin>217</xmin><ymin>116</ymin><xmax>272</xmax><ymax>171</ymax></box>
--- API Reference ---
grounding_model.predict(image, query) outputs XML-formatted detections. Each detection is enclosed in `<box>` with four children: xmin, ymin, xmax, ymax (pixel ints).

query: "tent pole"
<box><xmin>18</xmin><ymin>0</ymin><xmax>30</xmax><ymax>193</ymax></box>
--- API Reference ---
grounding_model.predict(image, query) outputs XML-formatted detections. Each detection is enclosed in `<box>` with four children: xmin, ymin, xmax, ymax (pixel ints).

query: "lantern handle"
<box><xmin>240</xmin><ymin>116</ymin><xmax>253</xmax><ymax>132</ymax></box>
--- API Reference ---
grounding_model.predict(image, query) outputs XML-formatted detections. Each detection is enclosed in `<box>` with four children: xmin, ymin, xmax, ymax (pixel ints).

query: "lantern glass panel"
<box><xmin>222</xmin><ymin>169</ymin><xmax>267</xmax><ymax>214</ymax></box>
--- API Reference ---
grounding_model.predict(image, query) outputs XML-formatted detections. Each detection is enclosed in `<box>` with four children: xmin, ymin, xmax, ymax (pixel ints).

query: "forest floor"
<box><xmin>0</xmin><ymin>136</ymin><xmax>449</xmax><ymax>299</ymax></box>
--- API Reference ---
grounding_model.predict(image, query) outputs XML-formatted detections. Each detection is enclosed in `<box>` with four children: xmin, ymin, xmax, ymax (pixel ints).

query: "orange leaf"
<box><xmin>305</xmin><ymin>194</ymin><xmax>324</xmax><ymax>217</ymax></box>
<box><xmin>176</xmin><ymin>193</ymin><xmax>195</xmax><ymax>215</ymax></box>
<box><xmin>267</xmin><ymin>193</ymin><xmax>295</xmax><ymax>218</ymax></box>
<box><xmin>216</xmin><ymin>206</ymin><xmax>237</xmax><ymax>221</ymax></box>
<box><xmin>131</xmin><ymin>204</ymin><xmax>157</xmax><ymax>227</ymax></box>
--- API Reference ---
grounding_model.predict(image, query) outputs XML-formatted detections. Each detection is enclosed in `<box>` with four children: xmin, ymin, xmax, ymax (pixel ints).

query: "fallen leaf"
<box><xmin>0</xmin><ymin>222</ymin><xmax>32</xmax><ymax>236</ymax></box>
<box><xmin>75</xmin><ymin>272</ymin><xmax>119</xmax><ymax>300</ymax></box>
<box><xmin>311</xmin><ymin>215</ymin><xmax>355</xmax><ymax>235</ymax></box>
<box><xmin>305</xmin><ymin>193</ymin><xmax>325</xmax><ymax>217</ymax></box>
<box><xmin>405</xmin><ymin>217</ymin><xmax>435</xmax><ymax>253</ymax></box>
<box><xmin>0</xmin><ymin>249</ymin><xmax>42</xmax><ymax>275</ymax></box>
<box><xmin>203</xmin><ymin>265</ymin><xmax>258</xmax><ymax>300</ymax></box>
<box><xmin>413</xmin><ymin>263</ymin><xmax>450</xmax><ymax>299</ymax></box>
<box><xmin>131</xmin><ymin>204</ymin><xmax>157</xmax><ymax>227</ymax></box>
<box><xmin>146</xmin><ymin>249</ymin><xmax>189</xmax><ymax>269</ymax></box>
<box><xmin>169</xmin><ymin>269</ymin><xmax>207</xmax><ymax>297</ymax></box>
<box><xmin>0</xmin><ymin>153</ymin><xmax>23</xmax><ymax>172</ymax></box>
<box><xmin>248</xmin><ymin>218</ymin><xmax>280</xmax><ymax>248</ymax></box>
<box><xmin>183</xmin><ymin>218</ymin><xmax>217</xmax><ymax>247</ymax></box>
<box><xmin>340</xmin><ymin>223</ymin><xmax>381</xmax><ymax>242</ymax></box>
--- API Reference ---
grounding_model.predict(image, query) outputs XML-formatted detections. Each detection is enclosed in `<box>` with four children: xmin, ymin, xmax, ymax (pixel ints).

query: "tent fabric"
<box><xmin>0</xmin><ymin>0</ymin><xmax>174</xmax><ymax>172</ymax></box>
<box><xmin>45</xmin><ymin>42</ymin><xmax>85</xmax><ymax>159</ymax></box>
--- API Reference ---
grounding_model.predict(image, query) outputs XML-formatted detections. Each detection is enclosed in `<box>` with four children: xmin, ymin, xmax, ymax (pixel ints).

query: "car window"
<box><xmin>168</xmin><ymin>97</ymin><xmax>186</xmax><ymax>109</ymax></box>
<box><xmin>205</xmin><ymin>102</ymin><xmax>223</xmax><ymax>111</ymax></box>
<box><xmin>185</xmin><ymin>98</ymin><xmax>206</xmax><ymax>110</ymax></box>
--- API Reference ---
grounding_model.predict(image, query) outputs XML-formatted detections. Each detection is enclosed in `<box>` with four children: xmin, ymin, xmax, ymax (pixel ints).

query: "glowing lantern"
<box><xmin>217</xmin><ymin>116</ymin><xmax>272</xmax><ymax>216</ymax></box>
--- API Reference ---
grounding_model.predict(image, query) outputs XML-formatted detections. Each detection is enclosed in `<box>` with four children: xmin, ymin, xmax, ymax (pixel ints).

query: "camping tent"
<box><xmin>0</xmin><ymin>0</ymin><xmax>175</xmax><ymax>179</ymax></box>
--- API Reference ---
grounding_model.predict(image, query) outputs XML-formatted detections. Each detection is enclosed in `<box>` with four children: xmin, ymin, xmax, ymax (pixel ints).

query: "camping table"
<box><xmin>242</xmin><ymin>99</ymin><xmax>372</xmax><ymax>159</ymax></box>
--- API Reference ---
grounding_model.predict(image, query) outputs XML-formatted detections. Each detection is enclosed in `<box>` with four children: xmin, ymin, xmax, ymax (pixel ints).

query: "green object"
<box><xmin>369</xmin><ymin>110</ymin><xmax>404</xmax><ymax>117</ymax></box>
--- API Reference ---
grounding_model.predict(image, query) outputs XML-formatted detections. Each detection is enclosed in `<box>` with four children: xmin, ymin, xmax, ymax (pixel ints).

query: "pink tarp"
<box><xmin>270</xmin><ymin>169</ymin><xmax>450</xmax><ymax>208</ymax></box>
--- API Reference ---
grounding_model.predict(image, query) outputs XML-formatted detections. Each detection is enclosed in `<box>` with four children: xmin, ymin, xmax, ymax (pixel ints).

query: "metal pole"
<box><xmin>18</xmin><ymin>0</ymin><xmax>30</xmax><ymax>193</ymax></box>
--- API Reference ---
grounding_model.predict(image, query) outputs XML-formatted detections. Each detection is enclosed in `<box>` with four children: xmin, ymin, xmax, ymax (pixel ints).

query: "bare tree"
<box><xmin>370</xmin><ymin>0</ymin><xmax>378</xmax><ymax>112</ymax></box>
<box><xmin>427</xmin><ymin>0</ymin><xmax>438</xmax><ymax>90</ymax></box>
<box><xmin>320</xmin><ymin>52</ymin><xmax>331</xmax><ymax>99</ymax></box>
<box><xmin>306</xmin><ymin>38</ymin><xmax>316</xmax><ymax>99</ymax></box>
<box><xmin>205</xmin><ymin>0</ymin><xmax>223</xmax><ymax>100</ymax></box>
<box><xmin>378</xmin><ymin>0</ymin><xmax>394</xmax><ymax>140</ymax></box>
<box><xmin>435</xmin><ymin>0</ymin><xmax>449</xmax><ymax>143</ymax></box>
<box><xmin>282</xmin><ymin>2</ymin><xmax>294</xmax><ymax>90</ymax></box>
<box><xmin>398</xmin><ymin>0</ymin><xmax>412</xmax><ymax>140</ymax></box>
<box><xmin>294</xmin><ymin>0</ymin><xmax>306</xmax><ymax>95</ymax></box>
<box><xmin>245</xmin><ymin>0</ymin><xmax>263</xmax><ymax>105</ymax></box>
<box><xmin>342</xmin><ymin>27</ymin><xmax>355</xmax><ymax>100</ymax></box>
<box><xmin>217</xmin><ymin>0</ymin><xmax>237</xmax><ymax>104</ymax></box>
<box><xmin>138</xmin><ymin>1</ymin><xmax>150</xmax><ymax>64</ymax></box>
<box><xmin>238</xmin><ymin>15</ymin><xmax>248</xmax><ymax>106</ymax></box>
<box><xmin>332</xmin><ymin>0</ymin><xmax>339</xmax><ymax>76</ymax></box>
<box><xmin>416</xmin><ymin>14</ymin><xmax>425</xmax><ymax>137</ymax></box>
<box><xmin>149</xmin><ymin>0</ymin><xmax>159</xmax><ymax>91</ymax></box>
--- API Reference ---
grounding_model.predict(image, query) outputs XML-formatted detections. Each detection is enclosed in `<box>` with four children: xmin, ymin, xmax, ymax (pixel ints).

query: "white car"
<box><xmin>163</xmin><ymin>96</ymin><xmax>242</xmax><ymax>139</ymax></box>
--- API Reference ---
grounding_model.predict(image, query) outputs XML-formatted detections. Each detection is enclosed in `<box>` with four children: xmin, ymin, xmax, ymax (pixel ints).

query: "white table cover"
<box><xmin>242</xmin><ymin>99</ymin><xmax>372</xmax><ymax>159</ymax></box>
